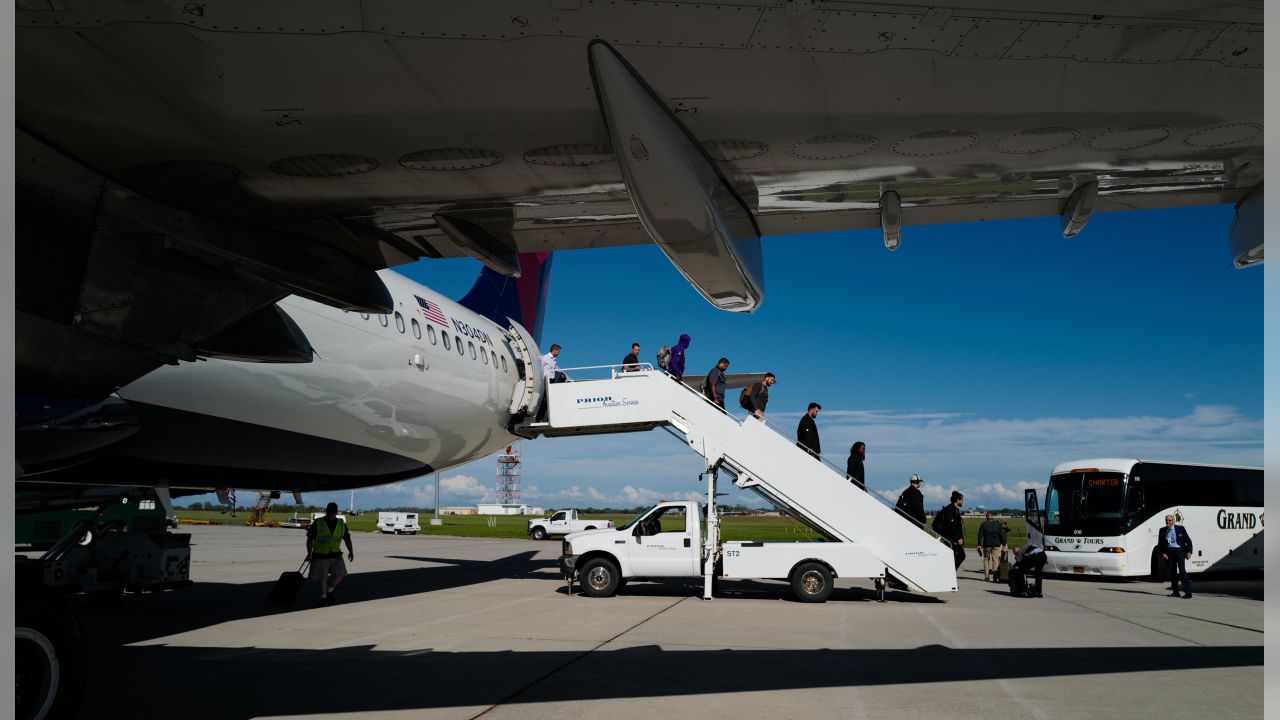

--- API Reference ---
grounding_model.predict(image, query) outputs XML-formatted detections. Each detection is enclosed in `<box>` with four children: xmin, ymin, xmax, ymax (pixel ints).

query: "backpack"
<box><xmin>656</xmin><ymin>346</ymin><xmax>671</xmax><ymax>370</ymax></box>
<box><xmin>738</xmin><ymin>384</ymin><xmax>757</xmax><ymax>410</ymax></box>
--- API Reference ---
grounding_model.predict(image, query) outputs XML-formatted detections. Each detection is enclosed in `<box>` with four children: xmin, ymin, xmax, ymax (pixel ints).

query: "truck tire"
<box><xmin>579</xmin><ymin>558</ymin><xmax>620</xmax><ymax>598</ymax></box>
<box><xmin>17</xmin><ymin>580</ymin><xmax>86</xmax><ymax>720</ymax></box>
<box><xmin>531</xmin><ymin>526</ymin><xmax>548</xmax><ymax>541</ymax></box>
<box><xmin>791</xmin><ymin>562</ymin><xmax>834</xmax><ymax>603</ymax></box>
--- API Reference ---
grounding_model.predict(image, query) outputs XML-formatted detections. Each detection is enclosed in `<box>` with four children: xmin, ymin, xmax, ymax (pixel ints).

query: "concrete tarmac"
<box><xmin>68</xmin><ymin>526</ymin><xmax>1262</xmax><ymax>719</ymax></box>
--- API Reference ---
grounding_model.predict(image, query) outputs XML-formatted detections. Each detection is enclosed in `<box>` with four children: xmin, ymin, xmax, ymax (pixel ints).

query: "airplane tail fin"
<box><xmin>457</xmin><ymin>253</ymin><xmax>553</xmax><ymax>346</ymax></box>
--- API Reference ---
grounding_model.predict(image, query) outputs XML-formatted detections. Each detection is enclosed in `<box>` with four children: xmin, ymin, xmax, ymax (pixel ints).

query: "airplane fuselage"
<box><xmin>110</xmin><ymin>272</ymin><xmax>530</xmax><ymax>493</ymax></box>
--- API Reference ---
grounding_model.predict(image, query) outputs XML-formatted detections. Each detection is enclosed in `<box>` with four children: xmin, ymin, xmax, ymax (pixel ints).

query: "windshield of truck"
<box><xmin>1045</xmin><ymin>471</ymin><xmax>1126</xmax><ymax>536</ymax></box>
<box><xmin>616</xmin><ymin>510</ymin><xmax>650</xmax><ymax>532</ymax></box>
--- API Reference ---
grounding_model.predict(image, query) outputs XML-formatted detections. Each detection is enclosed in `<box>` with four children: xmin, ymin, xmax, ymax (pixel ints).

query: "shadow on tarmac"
<box><xmin>72</xmin><ymin>550</ymin><xmax>559</xmax><ymax>646</ymax></box>
<box><xmin>76</xmin><ymin>641</ymin><xmax>1261</xmax><ymax>719</ymax></box>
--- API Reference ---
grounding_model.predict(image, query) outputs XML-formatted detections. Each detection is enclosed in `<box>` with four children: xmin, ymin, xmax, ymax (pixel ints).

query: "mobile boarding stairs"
<box><xmin>513</xmin><ymin>366</ymin><xmax>957</xmax><ymax>595</ymax></box>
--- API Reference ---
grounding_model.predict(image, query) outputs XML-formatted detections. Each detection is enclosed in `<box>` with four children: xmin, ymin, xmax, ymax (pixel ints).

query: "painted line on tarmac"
<box><xmin>469</xmin><ymin>595</ymin><xmax>691</xmax><ymax>720</ymax></box>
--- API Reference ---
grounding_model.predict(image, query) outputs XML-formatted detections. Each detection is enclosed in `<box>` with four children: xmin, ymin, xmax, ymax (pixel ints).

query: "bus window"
<box><xmin>1123</xmin><ymin>485</ymin><xmax>1145</xmax><ymax>530</ymax></box>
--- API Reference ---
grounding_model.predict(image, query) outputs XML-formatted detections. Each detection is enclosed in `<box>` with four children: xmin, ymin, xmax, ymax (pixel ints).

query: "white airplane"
<box><xmin>16</xmin><ymin>0</ymin><xmax>1264</xmax><ymax>506</ymax></box>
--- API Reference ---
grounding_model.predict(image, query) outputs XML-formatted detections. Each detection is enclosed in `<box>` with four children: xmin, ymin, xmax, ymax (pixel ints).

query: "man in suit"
<box><xmin>1158</xmin><ymin>514</ymin><xmax>1194</xmax><ymax>599</ymax></box>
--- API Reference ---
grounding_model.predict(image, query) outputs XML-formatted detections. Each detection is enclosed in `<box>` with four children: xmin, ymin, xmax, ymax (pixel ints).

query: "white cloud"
<box><xmin>439</xmin><ymin>474</ymin><xmax>491</xmax><ymax>500</ymax></box>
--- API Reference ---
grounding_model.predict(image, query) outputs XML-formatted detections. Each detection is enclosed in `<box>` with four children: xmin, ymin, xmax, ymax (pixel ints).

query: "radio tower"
<box><xmin>496</xmin><ymin>446</ymin><xmax>521</xmax><ymax>504</ymax></box>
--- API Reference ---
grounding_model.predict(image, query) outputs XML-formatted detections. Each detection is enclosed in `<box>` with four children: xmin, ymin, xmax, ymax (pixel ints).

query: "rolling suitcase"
<box><xmin>269</xmin><ymin>561</ymin><xmax>309</xmax><ymax>606</ymax></box>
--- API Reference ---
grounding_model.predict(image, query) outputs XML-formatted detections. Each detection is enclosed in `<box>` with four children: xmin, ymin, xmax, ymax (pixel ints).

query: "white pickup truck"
<box><xmin>558</xmin><ymin>500</ymin><xmax>885</xmax><ymax>602</ymax></box>
<box><xmin>528</xmin><ymin>510</ymin><xmax>613</xmax><ymax>541</ymax></box>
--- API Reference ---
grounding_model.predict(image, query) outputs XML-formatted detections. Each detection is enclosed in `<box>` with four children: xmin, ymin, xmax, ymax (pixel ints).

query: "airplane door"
<box><xmin>628</xmin><ymin>506</ymin><xmax>698</xmax><ymax>578</ymax></box>
<box><xmin>1025</xmin><ymin>489</ymin><xmax>1043</xmax><ymax>545</ymax></box>
<box><xmin>505</xmin><ymin>318</ymin><xmax>543</xmax><ymax>416</ymax></box>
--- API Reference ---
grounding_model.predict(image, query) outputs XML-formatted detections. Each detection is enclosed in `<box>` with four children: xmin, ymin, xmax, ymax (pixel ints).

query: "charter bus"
<box><xmin>1025</xmin><ymin>459</ymin><xmax>1263</xmax><ymax>579</ymax></box>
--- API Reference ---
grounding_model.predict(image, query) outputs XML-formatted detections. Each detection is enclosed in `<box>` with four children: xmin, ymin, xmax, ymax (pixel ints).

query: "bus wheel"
<box><xmin>1149</xmin><ymin>549</ymin><xmax>1169</xmax><ymax>583</ymax></box>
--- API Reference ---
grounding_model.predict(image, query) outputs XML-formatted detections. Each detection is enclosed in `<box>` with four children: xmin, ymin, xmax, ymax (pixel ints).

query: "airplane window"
<box><xmin>501</xmin><ymin>355</ymin><xmax>508</xmax><ymax>372</ymax></box>
<box><xmin>455</xmin><ymin>336</ymin><xmax>464</xmax><ymax>355</ymax></box>
<box><xmin>491</xmin><ymin>351</ymin><xmax>498</xmax><ymax>367</ymax></box>
<box><xmin>442</xmin><ymin>333</ymin><xmax>451</xmax><ymax>350</ymax></box>
<box><xmin>379</xmin><ymin>314</ymin><xmax>388</xmax><ymax>327</ymax></box>
<box><xmin>394</xmin><ymin>312</ymin><xmax>405</xmax><ymax>333</ymax></box>
<box><xmin>468</xmin><ymin>342</ymin><xmax>476</xmax><ymax>359</ymax></box>
<box><xmin>411</xmin><ymin>318</ymin><xmax>421</xmax><ymax>339</ymax></box>
<box><xmin>360</xmin><ymin>313</ymin><xmax>369</xmax><ymax>321</ymax></box>
<box><xmin>481</xmin><ymin>347</ymin><xmax>489</xmax><ymax>365</ymax></box>
<box><xmin>427</xmin><ymin>325</ymin><xmax>437</xmax><ymax>345</ymax></box>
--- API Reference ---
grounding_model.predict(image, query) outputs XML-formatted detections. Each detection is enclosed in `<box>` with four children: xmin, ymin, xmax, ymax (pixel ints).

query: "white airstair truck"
<box><xmin>513</xmin><ymin>365</ymin><xmax>956</xmax><ymax>602</ymax></box>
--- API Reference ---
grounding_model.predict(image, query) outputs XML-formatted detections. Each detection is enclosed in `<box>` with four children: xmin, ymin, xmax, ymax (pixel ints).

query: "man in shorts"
<box><xmin>306</xmin><ymin>502</ymin><xmax>354</xmax><ymax>605</ymax></box>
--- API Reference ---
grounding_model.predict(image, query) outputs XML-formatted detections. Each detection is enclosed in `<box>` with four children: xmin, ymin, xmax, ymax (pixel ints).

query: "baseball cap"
<box><xmin>910</xmin><ymin>474</ymin><xmax>922</xmax><ymax>483</ymax></box>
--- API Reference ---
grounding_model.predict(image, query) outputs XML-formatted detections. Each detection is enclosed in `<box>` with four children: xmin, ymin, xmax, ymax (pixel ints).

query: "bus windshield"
<box><xmin>1045</xmin><ymin>471</ymin><xmax>1127</xmax><ymax>536</ymax></box>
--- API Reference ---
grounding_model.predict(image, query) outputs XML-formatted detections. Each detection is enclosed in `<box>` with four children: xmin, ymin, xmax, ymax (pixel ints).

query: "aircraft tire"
<box><xmin>16</xmin><ymin>578</ymin><xmax>86</xmax><ymax>720</ymax></box>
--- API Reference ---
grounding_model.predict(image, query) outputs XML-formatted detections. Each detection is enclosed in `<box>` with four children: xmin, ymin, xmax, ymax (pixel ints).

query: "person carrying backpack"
<box><xmin>895</xmin><ymin>474</ymin><xmax>926</xmax><ymax>524</ymax></box>
<box><xmin>668</xmin><ymin>334</ymin><xmax>690</xmax><ymax>381</ymax></box>
<box><xmin>738</xmin><ymin>372</ymin><xmax>776</xmax><ymax>420</ymax></box>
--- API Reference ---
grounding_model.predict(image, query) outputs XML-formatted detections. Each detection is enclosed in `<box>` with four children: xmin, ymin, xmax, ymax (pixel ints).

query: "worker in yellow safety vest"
<box><xmin>306</xmin><ymin>502</ymin><xmax>354</xmax><ymax>605</ymax></box>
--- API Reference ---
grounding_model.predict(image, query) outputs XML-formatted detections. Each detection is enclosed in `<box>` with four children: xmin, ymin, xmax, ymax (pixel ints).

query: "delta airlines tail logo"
<box><xmin>415</xmin><ymin>295</ymin><xmax>448</xmax><ymax>326</ymax></box>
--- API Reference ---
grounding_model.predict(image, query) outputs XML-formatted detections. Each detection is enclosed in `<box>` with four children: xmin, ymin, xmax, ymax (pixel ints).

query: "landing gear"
<box><xmin>16</xmin><ymin>571</ymin><xmax>86</xmax><ymax>720</ymax></box>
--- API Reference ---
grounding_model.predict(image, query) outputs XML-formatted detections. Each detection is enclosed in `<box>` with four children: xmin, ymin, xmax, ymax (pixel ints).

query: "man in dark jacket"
<box><xmin>895</xmin><ymin>474</ymin><xmax>926</xmax><ymax>525</ymax></box>
<box><xmin>796</xmin><ymin>402</ymin><xmax>822</xmax><ymax>458</ymax></box>
<box><xmin>668</xmin><ymin>333</ymin><xmax>690</xmax><ymax>381</ymax></box>
<box><xmin>977</xmin><ymin>511</ymin><xmax>1008</xmax><ymax>582</ymax></box>
<box><xmin>704</xmin><ymin>357</ymin><xmax>729</xmax><ymax>408</ymax></box>
<box><xmin>846</xmin><ymin>442</ymin><xmax>866</xmax><ymax>490</ymax></box>
<box><xmin>931</xmin><ymin>491</ymin><xmax>966</xmax><ymax>569</ymax></box>
<box><xmin>739</xmin><ymin>372</ymin><xmax>775</xmax><ymax>420</ymax></box>
<box><xmin>1158</xmin><ymin>514</ymin><xmax>1194</xmax><ymax>598</ymax></box>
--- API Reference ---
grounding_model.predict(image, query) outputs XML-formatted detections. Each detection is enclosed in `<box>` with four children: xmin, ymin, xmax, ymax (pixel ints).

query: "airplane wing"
<box><xmin>16</xmin><ymin>1</ymin><xmax>1264</xmax><ymax>400</ymax></box>
<box><xmin>681</xmin><ymin>373</ymin><xmax>770</xmax><ymax>393</ymax></box>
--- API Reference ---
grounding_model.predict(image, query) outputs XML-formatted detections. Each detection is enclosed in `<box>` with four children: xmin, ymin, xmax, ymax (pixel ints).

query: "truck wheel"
<box><xmin>579</xmin><ymin>558</ymin><xmax>620</xmax><ymax>598</ymax></box>
<box><xmin>17</xmin><ymin>581</ymin><xmax>86</xmax><ymax>720</ymax></box>
<box><xmin>791</xmin><ymin>562</ymin><xmax>834</xmax><ymax>603</ymax></box>
<box><xmin>1150</xmin><ymin>549</ymin><xmax>1169</xmax><ymax>583</ymax></box>
<box><xmin>531</xmin><ymin>526</ymin><xmax>548</xmax><ymax>541</ymax></box>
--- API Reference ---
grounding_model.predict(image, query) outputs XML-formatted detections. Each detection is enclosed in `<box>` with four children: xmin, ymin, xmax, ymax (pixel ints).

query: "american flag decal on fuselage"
<box><xmin>416</xmin><ymin>295</ymin><xmax>448</xmax><ymax>325</ymax></box>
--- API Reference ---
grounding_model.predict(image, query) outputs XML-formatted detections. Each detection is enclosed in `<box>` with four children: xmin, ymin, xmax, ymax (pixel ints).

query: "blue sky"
<box><xmin>191</xmin><ymin>204</ymin><xmax>1264</xmax><ymax>513</ymax></box>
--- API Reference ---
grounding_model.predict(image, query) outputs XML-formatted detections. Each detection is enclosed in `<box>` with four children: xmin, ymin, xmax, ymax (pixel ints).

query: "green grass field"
<box><xmin>176</xmin><ymin>509</ymin><xmax>1029</xmax><ymax>546</ymax></box>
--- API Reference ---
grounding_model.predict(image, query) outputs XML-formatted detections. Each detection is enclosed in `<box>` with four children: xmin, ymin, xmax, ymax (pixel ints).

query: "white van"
<box><xmin>378</xmin><ymin>512</ymin><xmax>421</xmax><ymax>535</ymax></box>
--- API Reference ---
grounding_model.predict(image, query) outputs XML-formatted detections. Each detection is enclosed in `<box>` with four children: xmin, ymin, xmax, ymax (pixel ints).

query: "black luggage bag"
<box><xmin>269</xmin><ymin>561</ymin><xmax>309</xmax><ymax>606</ymax></box>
